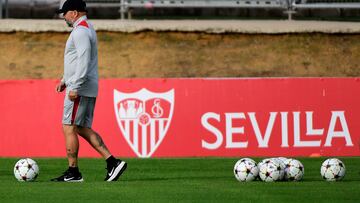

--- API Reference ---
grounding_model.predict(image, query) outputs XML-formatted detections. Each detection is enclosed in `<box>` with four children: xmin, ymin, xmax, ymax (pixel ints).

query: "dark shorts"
<box><xmin>62</xmin><ymin>95</ymin><xmax>96</xmax><ymax>128</ymax></box>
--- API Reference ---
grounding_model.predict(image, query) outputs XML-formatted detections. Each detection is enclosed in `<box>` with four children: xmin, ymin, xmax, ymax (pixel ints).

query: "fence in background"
<box><xmin>293</xmin><ymin>0</ymin><xmax>360</xmax><ymax>8</ymax></box>
<box><xmin>81</xmin><ymin>0</ymin><xmax>360</xmax><ymax>19</ymax></box>
<box><xmin>0</xmin><ymin>0</ymin><xmax>360</xmax><ymax>19</ymax></box>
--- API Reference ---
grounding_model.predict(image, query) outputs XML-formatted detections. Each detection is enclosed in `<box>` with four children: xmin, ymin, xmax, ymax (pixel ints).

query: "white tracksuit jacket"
<box><xmin>62</xmin><ymin>16</ymin><xmax>98</xmax><ymax>97</ymax></box>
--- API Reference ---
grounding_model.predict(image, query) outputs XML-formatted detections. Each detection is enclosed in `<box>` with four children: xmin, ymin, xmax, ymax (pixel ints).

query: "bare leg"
<box><xmin>63</xmin><ymin>124</ymin><xmax>79</xmax><ymax>167</ymax></box>
<box><xmin>76</xmin><ymin>127</ymin><xmax>111</xmax><ymax>159</ymax></box>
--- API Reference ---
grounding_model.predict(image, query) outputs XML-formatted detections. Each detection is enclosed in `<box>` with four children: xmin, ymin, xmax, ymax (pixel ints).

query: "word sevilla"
<box><xmin>201</xmin><ymin>111</ymin><xmax>353</xmax><ymax>149</ymax></box>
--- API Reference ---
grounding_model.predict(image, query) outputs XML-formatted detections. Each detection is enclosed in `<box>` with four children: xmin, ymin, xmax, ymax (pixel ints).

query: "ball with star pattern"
<box><xmin>321</xmin><ymin>158</ymin><xmax>345</xmax><ymax>181</ymax></box>
<box><xmin>14</xmin><ymin>158</ymin><xmax>39</xmax><ymax>182</ymax></box>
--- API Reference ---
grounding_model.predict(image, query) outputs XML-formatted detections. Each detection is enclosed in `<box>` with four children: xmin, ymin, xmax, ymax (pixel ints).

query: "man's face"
<box><xmin>63</xmin><ymin>10</ymin><xmax>78</xmax><ymax>27</ymax></box>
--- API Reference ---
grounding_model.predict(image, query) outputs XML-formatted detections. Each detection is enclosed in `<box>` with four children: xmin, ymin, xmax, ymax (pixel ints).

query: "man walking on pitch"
<box><xmin>52</xmin><ymin>0</ymin><xmax>127</xmax><ymax>182</ymax></box>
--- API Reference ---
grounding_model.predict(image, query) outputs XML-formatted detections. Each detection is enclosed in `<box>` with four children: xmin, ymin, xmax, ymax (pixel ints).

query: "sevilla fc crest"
<box><xmin>114</xmin><ymin>88</ymin><xmax>174</xmax><ymax>158</ymax></box>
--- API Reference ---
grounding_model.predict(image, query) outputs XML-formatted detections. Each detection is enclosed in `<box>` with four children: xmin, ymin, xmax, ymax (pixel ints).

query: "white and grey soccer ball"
<box><xmin>14</xmin><ymin>158</ymin><xmax>39</xmax><ymax>182</ymax></box>
<box><xmin>272</xmin><ymin>158</ymin><xmax>286</xmax><ymax>180</ymax></box>
<box><xmin>320</xmin><ymin>158</ymin><xmax>346</xmax><ymax>181</ymax></box>
<box><xmin>283</xmin><ymin>158</ymin><xmax>304</xmax><ymax>181</ymax></box>
<box><xmin>234</xmin><ymin>158</ymin><xmax>259</xmax><ymax>182</ymax></box>
<box><xmin>258</xmin><ymin>158</ymin><xmax>282</xmax><ymax>182</ymax></box>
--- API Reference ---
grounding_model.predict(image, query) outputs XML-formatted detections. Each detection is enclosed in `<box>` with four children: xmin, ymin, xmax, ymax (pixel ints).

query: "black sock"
<box><xmin>68</xmin><ymin>166</ymin><xmax>79</xmax><ymax>173</ymax></box>
<box><xmin>106</xmin><ymin>155</ymin><xmax>117</xmax><ymax>165</ymax></box>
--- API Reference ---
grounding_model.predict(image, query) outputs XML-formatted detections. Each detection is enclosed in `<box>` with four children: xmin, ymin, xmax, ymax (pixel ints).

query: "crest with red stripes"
<box><xmin>114</xmin><ymin>88</ymin><xmax>174</xmax><ymax>158</ymax></box>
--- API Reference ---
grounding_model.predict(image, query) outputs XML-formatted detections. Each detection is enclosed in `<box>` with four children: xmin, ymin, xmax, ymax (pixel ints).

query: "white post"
<box><xmin>120</xmin><ymin>0</ymin><xmax>125</xmax><ymax>20</ymax></box>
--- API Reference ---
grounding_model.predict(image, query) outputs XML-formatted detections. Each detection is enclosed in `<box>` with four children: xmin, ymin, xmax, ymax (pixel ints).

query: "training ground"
<box><xmin>0</xmin><ymin>20</ymin><xmax>359</xmax><ymax>202</ymax></box>
<box><xmin>1</xmin><ymin>157</ymin><xmax>360</xmax><ymax>202</ymax></box>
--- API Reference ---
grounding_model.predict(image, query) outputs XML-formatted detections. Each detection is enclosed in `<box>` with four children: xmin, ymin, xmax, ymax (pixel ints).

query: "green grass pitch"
<box><xmin>0</xmin><ymin>157</ymin><xmax>359</xmax><ymax>202</ymax></box>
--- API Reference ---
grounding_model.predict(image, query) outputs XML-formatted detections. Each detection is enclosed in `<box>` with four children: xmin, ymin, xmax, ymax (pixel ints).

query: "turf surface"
<box><xmin>0</xmin><ymin>157</ymin><xmax>359</xmax><ymax>202</ymax></box>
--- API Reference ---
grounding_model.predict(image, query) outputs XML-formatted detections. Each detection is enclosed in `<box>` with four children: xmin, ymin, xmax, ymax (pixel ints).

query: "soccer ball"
<box><xmin>283</xmin><ymin>158</ymin><xmax>304</xmax><ymax>181</ymax></box>
<box><xmin>258</xmin><ymin>158</ymin><xmax>281</xmax><ymax>182</ymax></box>
<box><xmin>234</xmin><ymin>158</ymin><xmax>259</xmax><ymax>182</ymax></box>
<box><xmin>320</xmin><ymin>158</ymin><xmax>346</xmax><ymax>181</ymax></box>
<box><xmin>14</xmin><ymin>158</ymin><xmax>39</xmax><ymax>182</ymax></box>
<box><xmin>272</xmin><ymin>158</ymin><xmax>286</xmax><ymax>180</ymax></box>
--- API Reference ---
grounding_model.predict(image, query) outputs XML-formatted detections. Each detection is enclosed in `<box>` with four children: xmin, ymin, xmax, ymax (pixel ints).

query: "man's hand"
<box><xmin>55</xmin><ymin>82</ymin><xmax>66</xmax><ymax>93</ymax></box>
<box><xmin>68</xmin><ymin>90</ymin><xmax>78</xmax><ymax>101</ymax></box>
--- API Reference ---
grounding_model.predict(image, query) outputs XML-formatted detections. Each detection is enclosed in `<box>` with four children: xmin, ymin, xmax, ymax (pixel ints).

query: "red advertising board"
<box><xmin>0</xmin><ymin>78</ymin><xmax>359</xmax><ymax>158</ymax></box>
